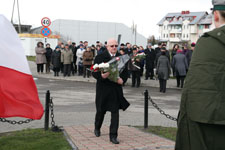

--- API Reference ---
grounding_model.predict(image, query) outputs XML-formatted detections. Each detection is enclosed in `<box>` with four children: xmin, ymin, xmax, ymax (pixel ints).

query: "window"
<box><xmin>183</xmin><ymin>25</ymin><xmax>185</xmax><ymax>30</ymax></box>
<box><xmin>187</xmin><ymin>34</ymin><xmax>189</xmax><ymax>38</ymax></box>
<box><xmin>167</xmin><ymin>34</ymin><xmax>168</xmax><ymax>38</ymax></box>
<box><xmin>199</xmin><ymin>25</ymin><xmax>203</xmax><ymax>29</ymax></box>
<box><xmin>205</xmin><ymin>25</ymin><xmax>209</xmax><ymax>29</ymax></box>
<box><xmin>170</xmin><ymin>33</ymin><xmax>175</xmax><ymax>38</ymax></box>
<box><xmin>163</xmin><ymin>34</ymin><xmax>165</xmax><ymax>38</ymax></box>
<box><xmin>183</xmin><ymin>34</ymin><xmax>185</xmax><ymax>38</ymax></box>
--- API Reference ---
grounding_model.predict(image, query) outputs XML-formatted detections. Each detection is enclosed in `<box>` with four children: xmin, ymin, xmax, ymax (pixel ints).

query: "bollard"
<box><xmin>44</xmin><ymin>90</ymin><xmax>50</xmax><ymax>130</ymax></box>
<box><xmin>144</xmin><ymin>90</ymin><xmax>148</xmax><ymax>129</ymax></box>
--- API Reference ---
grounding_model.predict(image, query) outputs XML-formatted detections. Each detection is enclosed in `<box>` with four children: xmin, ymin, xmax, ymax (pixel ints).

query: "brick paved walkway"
<box><xmin>64</xmin><ymin>125</ymin><xmax>175</xmax><ymax>150</ymax></box>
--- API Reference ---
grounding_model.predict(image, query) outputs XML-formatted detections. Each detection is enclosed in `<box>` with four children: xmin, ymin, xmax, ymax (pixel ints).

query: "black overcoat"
<box><xmin>92</xmin><ymin>50</ymin><xmax>130</xmax><ymax>113</ymax></box>
<box><xmin>144</xmin><ymin>48</ymin><xmax>156</xmax><ymax>69</ymax></box>
<box><xmin>51</xmin><ymin>50</ymin><xmax>61</xmax><ymax>68</ymax></box>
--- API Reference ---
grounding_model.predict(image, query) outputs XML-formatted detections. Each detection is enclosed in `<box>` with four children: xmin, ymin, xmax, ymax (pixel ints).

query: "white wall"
<box><xmin>20</xmin><ymin>37</ymin><xmax>58</xmax><ymax>56</ymax></box>
<box><xmin>50</xmin><ymin>19</ymin><xmax>147</xmax><ymax>46</ymax></box>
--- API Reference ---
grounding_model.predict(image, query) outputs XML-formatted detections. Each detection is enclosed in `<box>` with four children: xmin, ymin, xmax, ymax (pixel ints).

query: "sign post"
<box><xmin>41</xmin><ymin>17</ymin><xmax>51</xmax><ymax>45</ymax></box>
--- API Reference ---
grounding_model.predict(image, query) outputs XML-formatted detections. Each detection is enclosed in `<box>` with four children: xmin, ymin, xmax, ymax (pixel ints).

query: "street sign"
<box><xmin>41</xmin><ymin>17</ymin><xmax>51</xmax><ymax>27</ymax></box>
<box><xmin>41</xmin><ymin>27</ymin><xmax>51</xmax><ymax>37</ymax></box>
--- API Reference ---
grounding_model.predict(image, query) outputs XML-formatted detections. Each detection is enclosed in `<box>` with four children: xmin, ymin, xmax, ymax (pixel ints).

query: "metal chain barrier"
<box><xmin>0</xmin><ymin>117</ymin><xmax>33</xmax><ymax>125</ymax></box>
<box><xmin>148</xmin><ymin>96</ymin><xmax>178</xmax><ymax>121</ymax></box>
<box><xmin>49</xmin><ymin>97</ymin><xmax>62</xmax><ymax>132</ymax></box>
<box><xmin>50</xmin><ymin>97</ymin><xmax>55</xmax><ymax>128</ymax></box>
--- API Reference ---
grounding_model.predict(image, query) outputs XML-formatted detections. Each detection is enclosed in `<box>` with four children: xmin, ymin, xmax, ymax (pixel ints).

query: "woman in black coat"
<box><xmin>51</xmin><ymin>46</ymin><xmax>61</xmax><ymax>76</ymax></box>
<box><xmin>92</xmin><ymin>39</ymin><xmax>129</xmax><ymax>144</ymax></box>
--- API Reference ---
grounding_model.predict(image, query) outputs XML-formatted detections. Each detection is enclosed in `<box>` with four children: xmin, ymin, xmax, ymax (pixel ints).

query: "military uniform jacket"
<box><xmin>92</xmin><ymin>50</ymin><xmax>130</xmax><ymax>113</ymax></box>
<box><xmin>180</xmin><ymin>25</ymin><xmax>225</xmax><ymax>125</ymax></box>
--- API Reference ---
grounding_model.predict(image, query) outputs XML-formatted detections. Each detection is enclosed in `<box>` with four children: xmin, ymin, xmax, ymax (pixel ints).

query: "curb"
<box><xmin>63</xmin><ymin>129</ymin><xmax>78</xmax><ymax>150</ymax></box>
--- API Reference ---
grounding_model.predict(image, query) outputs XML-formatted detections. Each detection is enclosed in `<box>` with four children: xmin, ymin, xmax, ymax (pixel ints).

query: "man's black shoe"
<box><xmin>110</xmin><ymin>137</ymin><xmax>119</xmax><ymax>144</ymax></box>
<box><xmin>94</xmin><ymin>129</ymin><xmax>100</xmax><ymax>137</ymax></box>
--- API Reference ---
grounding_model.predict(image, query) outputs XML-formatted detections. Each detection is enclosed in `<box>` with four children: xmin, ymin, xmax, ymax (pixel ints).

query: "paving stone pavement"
<box><xmin>64</xmin><ymin>125</ymin><xmax>175</xmax><ymax>150</ymax></box>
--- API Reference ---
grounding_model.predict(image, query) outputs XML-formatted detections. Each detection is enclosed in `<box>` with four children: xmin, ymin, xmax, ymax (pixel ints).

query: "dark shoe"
<box><xmin>110</xmin><ymin>137</ymin><xmax>119</xmax><ymax>144</ymax></box>
<box><xmin>94</xmin><ymin>129</ymin><xmax>100</xmax><ymax>137</ymax></box>
<box><xmin>145</xmin><ymin>78</ymin><xmax>148</xmax><ymax>80</ymax></box>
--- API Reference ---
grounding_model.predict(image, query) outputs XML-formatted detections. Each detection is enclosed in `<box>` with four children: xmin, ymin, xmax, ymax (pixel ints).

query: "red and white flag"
<box><xmin>0</xmin><ymin>15</ymin><xmax>44</xmax><ymax>119</ymax></box>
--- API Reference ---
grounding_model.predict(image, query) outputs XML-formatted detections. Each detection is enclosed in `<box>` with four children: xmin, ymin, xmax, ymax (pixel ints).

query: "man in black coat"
<box><xmin>92</xmin><ymin>39</ymin><xmax>130</xmax><ymax>144</ymax></box>
<box><xmin>144</xmin><ymin>44</ymin><xmax>156</xmax><ymax>80</ymax></box>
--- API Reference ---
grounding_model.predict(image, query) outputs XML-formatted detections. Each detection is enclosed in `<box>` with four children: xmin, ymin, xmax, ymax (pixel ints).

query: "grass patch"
<box><xmin>136</xmin><ymin>126</ymin><xmax>177</xmax><ymax>141</ymax></box>
<box><xmin>27</xmin><ymin>56</ymin><xmax>36</xmax><ymax>62</ymax></box>
<box><xmin>0</xmin><ymin>128</ymin><xmax>71</xmax><ymax>150</ymax></box>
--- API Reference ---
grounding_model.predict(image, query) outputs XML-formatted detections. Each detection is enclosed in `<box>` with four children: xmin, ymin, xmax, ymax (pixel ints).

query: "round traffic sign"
<box><xmin>41</xmin><ymin>17</ymin><xmax>51</xmax><ymax>27</ymax></box>
<box><xmin>41</xmin><ymin>27</ymin><xmax>51</xmax><ymax>37</ymax></box>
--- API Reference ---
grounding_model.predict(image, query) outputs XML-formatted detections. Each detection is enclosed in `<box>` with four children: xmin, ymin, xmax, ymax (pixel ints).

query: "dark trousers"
<box><xmin>46</xmin><ymin>61</ymin><xmax>51</xmax><ymax>73</ymax></box>
<box><xmin>53</xmin><ymin>67</ymin><xmax>60</xmax><ymax>76</ymax></box>
<box><xmin>140</xmin><ymin>65</ymin><xmax>144</xmax><ymax>77</ymax></box>
<box><xmin>71</xmin><ymin>63</ymin><xmax>75</xmax><ymax>75</ymax></box>
<box><xmin>60</xmin><ymin>62</ymin><xmax>64</xmax><ymax>73</ymax></box>
<box><xmin>132</xmin><ymin>71</ymin><xmax>141</xmax><ymax>87</ymax></box>
<box><xmin>145</xmin><ymin>67</ymin><xmax>154</xmax><ymax>79</ymax></box>
<box><xmin>37</xmin><ymin>64</ymin><xmax>44</xmax><ymax>73</ymax></box>
<box><xmin>95</xmin><ymin>111</ymin><xmax>119</xmax><ymax>139</ymax></box>
<box><xmin>159</xmin><ymin>79</ymin><xmax>167</xmax><ymax>92</ymax></box>
<box><xmin>176</xmin><ymin>76</ymin><xmax>185</xmax><ymax>88</ymax></box>
<box><xmin>63</xmin><ymin>64</ymin><xmax>71</xmax><ymax>77</ymax></box>
<box><xmin>83</xmin><ymin>65</ymin><xmax>91</xmax><ymax>78</ymax></box>
<box><xmin>78</xmin><ymin>65</ymin><xmax>83</xmax><ymax>76</ymax></box>
<box><xmin>176</xmin><ymin>71</ymin><xmax>185</xmax><ymax>88</ymax></box>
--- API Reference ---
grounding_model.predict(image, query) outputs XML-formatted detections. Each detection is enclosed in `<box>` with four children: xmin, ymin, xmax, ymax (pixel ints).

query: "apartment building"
<box><xmin>157</xmin><ymin>11</ymin><xmax>214</xmax><ymax>49</ymax></box>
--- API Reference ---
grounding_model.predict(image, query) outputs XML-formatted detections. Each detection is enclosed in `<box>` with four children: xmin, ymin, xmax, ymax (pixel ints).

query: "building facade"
<box><xmin>157</xmin><ymin>11</ymin><xmax>214</xmax><ymax>49</ymax></box>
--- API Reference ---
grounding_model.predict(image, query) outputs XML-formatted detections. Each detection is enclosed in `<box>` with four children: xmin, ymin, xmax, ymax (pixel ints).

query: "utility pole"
<box><xmin>11</xmin><ymin>0</ymin><xmax>22</xmax><ymax>33</ymax></box>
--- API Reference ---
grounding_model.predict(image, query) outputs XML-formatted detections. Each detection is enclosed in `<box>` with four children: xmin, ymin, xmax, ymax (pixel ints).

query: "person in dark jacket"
<box><xmin>45</xmin><ymin>43</ymin><xmax>52</xmax><ymax>73</ymax></box>
<box><xmin>119</xmin><ymin>49</ymin><xmax>128</xmax><ymax>86</ymax></box>
<box><xmin>156</xmin><ymin>51</ymin><xmax>171</xmax><ymax>93</ymax></box>
<box><xmin>185</xmin><ymin>42</ymin><xmax>195</xmax><ymax>67</ymax></box>
<box><xmin>92</xmin><ymin>39</ymin><xmax>130</xmax><ymax>144</ymax></box>
<box><xmin>155</xmin><ymin>42</ymin><xmax>162</xmax><ymax>55</ymax></box>
<box><xmin>72</xmin><ymin>42</ymin><xmax>77</xmax><ymax>74</ymax></box>
<box><xmin>124</xmin><ymin>42</ymin><xmax>133</xmax><ymax>55</ymax></box>
<box><xmin>144</xmin><ymin>44</ymin><xmax>156</xmax><ymax>80</ymax></box>
<box><xmin>172</xmin><ymin>49</ymin><xmax>188</xmax><ymax>88</ymax></box>
<box><xmin>51</xmin><ymin>46</ymin><xmax>61</xmax><ymax>76</ymax></box>
<box><xmin>128</xmin><ymin>48</ymin><xmax>141</xmax><ymax>87</ymax></box>
<box><xmin>175</xmin><ymin>1</ymin><xmax>225</xmax><ymax>149</ymax></box>
<box><xmin>171</xmin><ymin>44</ymin><xmax>179</xmax><ymax>76</ymax></box>
<box><xmin>155</xmin><ymin>46</ymin><xmax>170</xmax><ymax>67</ymax></box>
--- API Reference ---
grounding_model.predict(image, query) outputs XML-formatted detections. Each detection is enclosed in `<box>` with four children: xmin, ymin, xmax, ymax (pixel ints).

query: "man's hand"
<box><xmin>117</xmin><ymin>78</ymin><xmax>123</xmax><ymax>85</ymax></box>
<box><xmin>101</xmin><ymin>72</ymin><xmax>110</xmax><ymax>79</ymax></box>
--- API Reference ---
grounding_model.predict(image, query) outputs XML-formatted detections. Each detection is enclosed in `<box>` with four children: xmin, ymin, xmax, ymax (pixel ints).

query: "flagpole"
<box><xmin>11</xmin><ymin>0</ymin><xmax>16</xmax><ymax>24</ymax></box>
<box><xmin>17</xmin><ymin>0</ymin><xmax>22</xmax><ymax>33</ymax></box>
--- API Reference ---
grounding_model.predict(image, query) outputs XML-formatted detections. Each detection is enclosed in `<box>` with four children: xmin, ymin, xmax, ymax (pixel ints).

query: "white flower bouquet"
<box><xmin>90</xmin><ymin>54</ymin><xmax>130</xmax><ymax>82</ymax></box>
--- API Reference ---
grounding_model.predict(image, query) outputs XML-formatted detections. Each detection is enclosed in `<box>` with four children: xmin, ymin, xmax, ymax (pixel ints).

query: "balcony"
<box><xmin>168</xmin><ymin>37</ymin><xmax>181</xmax><ymax>42</ymax></box>
<box><xmin>169</xmin><ymin>28</ymin><xmax>182</xmax><ymax>33</ymax></box>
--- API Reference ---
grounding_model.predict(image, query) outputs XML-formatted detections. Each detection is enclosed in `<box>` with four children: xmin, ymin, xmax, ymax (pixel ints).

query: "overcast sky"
<box><xmin>1</xmin><ymin>0</ymin><xmax>212</xmax><ymax>38</ymax></box>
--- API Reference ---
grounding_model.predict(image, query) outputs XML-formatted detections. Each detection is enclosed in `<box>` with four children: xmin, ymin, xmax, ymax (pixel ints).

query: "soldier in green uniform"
<box><xmin>175</xmin><ymin>0</ymin><xmax>225</xmax><ymax>149</ymax></box>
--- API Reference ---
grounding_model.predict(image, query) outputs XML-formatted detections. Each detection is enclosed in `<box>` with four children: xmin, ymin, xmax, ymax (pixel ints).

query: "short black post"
<box><xmin>144</xmin><ymin>90</ymin><xmax>148</xmax><ymax>129</ymax></box>
<box><xmin>44</xmin><ymin>90</ymin><xmax>50</xmax><ymax>130</ymax></box>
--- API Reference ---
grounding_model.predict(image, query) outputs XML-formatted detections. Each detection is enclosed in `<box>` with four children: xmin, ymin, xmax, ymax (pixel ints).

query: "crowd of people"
<box><xmin>35</xmin><ymin>40</ymin><xmax>195</xmax><ymax>92</ymax></box>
